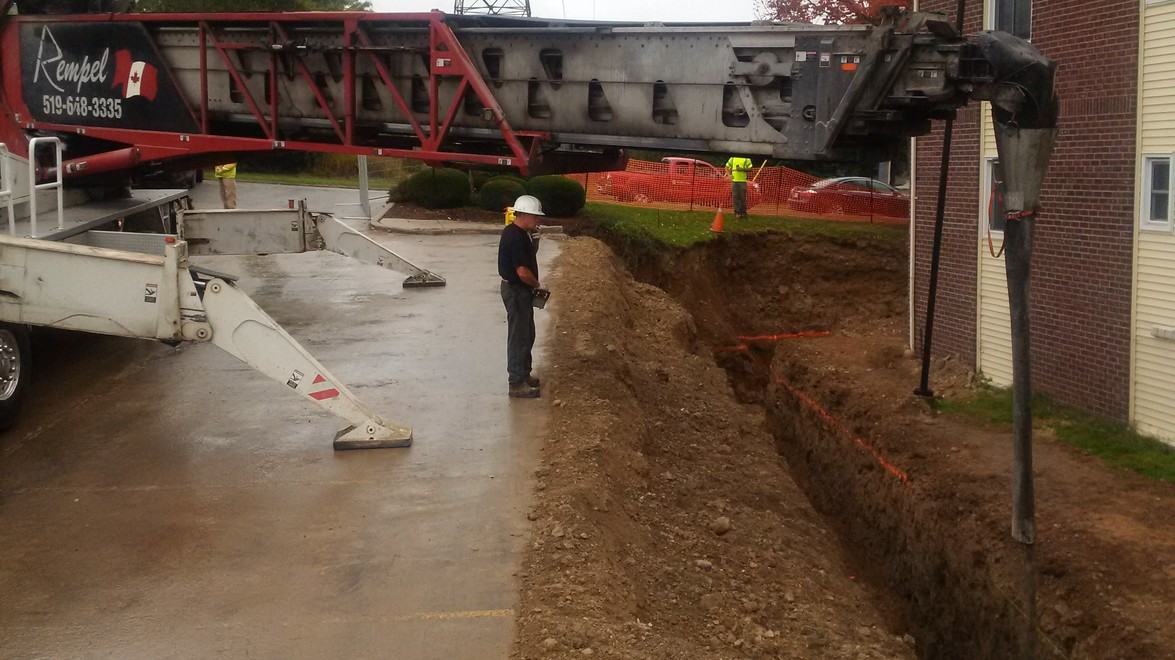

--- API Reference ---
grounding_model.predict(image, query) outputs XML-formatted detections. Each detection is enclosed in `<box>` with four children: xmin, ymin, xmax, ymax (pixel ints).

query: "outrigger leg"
<box><xmin>313</xmin><ymin>213</ymin><xmax>446</xmax><ymax>288</ymax></box>
<box><xmin>0</xmin><ymin>228</ymin><xmax>417</xmax><ymax>449</ymax></box>
<box><xmin>195</xmin><ymin>271</ymin><xmax>413</xmax><ymax>449</ymax></box>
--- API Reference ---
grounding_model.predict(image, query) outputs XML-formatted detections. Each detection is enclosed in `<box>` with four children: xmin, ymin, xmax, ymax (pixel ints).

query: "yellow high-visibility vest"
<box><xmin>214</xmin><ymin>163</ymin><xmax>237</xmax><ymax>179</ymax></box>
<box><xmin>725</xmin><ymin>157</ymin><xmax>752</xmax><ymax>182</ymax></box>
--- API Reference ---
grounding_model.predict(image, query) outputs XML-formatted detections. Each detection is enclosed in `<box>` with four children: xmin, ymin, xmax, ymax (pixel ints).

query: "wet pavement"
<box><xmin>0</xmin><ymin>182</ymin><xmax>556</xmax><ymax>658</ymax></box>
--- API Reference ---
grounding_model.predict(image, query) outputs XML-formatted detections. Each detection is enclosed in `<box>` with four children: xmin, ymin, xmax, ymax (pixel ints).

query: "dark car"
<box><xmin>787</xmin><ymin>177</ymin><xmax>909</xmax><ymax>217</ymax></box>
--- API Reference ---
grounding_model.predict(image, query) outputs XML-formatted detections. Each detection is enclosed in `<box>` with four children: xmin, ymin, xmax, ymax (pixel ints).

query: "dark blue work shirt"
<box><xmin>498</xmin><ymin>223</ymin><xmax>538</xmax><ymax>286</ymax></box>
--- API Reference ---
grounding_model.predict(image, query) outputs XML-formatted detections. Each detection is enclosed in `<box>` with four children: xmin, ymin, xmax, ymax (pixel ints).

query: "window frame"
<box><xmin>1141</xmin><ymin>154</ymin><xmax>1173</xmax><ymax>232</ymax></box>
<box><xmin>982</xmin><ymin>157</ymin><xmax>1007</xmax><ymax>237</ymax></box>
<box><xmin>985</xmin><ymin>0</ymin><xmax>1032</xmax><ymax>40</ymax></box>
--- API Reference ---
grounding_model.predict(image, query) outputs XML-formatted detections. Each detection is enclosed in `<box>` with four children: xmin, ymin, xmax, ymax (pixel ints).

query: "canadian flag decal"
<box><xmin>112</xmin><ymin>50</ymin><xmax>158</xmax><ymax>101</ymax></box>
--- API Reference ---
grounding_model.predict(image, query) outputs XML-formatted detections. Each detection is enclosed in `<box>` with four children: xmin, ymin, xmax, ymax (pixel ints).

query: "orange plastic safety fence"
<box><xmin>577</xmin><ymin>158</ymin><xmax>909</xmax><ymax>224</ymax></box>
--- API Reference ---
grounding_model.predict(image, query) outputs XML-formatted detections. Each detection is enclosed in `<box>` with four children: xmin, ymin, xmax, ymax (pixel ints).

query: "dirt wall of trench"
<box><xmin>766</xmin><ymin>355</ymin><xmax>1031</xmax><ymax>658</ymax></box>
<box><xmin>582</xmin><ymin>228</ymin><xmax>1175</xmax><ymax>660</ymax></box>
<box><xmin>513</xmin><ymin>238</ymin><xmax>912</xmax><ymax>659</ymax></box>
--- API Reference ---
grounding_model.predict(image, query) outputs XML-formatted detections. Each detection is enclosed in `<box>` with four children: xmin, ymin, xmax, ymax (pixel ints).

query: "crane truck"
<box><xmin>0</xmin><ymin>5</ymin><xmax>1057</xmax><ymax>452</ymax></box>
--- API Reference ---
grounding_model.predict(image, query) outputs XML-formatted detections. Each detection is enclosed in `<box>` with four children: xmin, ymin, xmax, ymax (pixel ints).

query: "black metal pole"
<box><xmin>914</xmin><ymin>118</ymin><xmax>954</xmax><ymax>397</ymax></box>
<box><xmin>1005</xmin><ymin>213</ymin><xmax>1037</xmax><ymax>660</ymax></box>
<box><xmin>1005</xmin><ymin>214</ymin><xmax>1035</xmax><ymax>542</ymax></box>
<box><xmin>915</xmin><ymin>0</ymin><xmax>966</xmax><ymax>397</ymax></box>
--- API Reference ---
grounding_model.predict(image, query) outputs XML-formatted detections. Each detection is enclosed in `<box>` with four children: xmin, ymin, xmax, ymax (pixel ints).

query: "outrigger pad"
<box><xmin>333</xmin><ymin>425</ymin><xmax>413</xmax><ymax>450</ymax></box>
<box><xmin>403</xmin><ymin>272</ymin><xmax>447</xmax><ymax>288</ymax></box>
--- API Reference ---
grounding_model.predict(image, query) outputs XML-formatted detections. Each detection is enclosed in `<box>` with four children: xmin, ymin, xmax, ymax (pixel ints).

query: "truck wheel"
<box><xmin>0</xmin><ymin>323</ymin><xmax>30</xmax><ymax>430</ymax></box>
<box><xmin>633</xmin><ymin>187</ymin><xmax>651</xmax><ymax>204</ymax></box>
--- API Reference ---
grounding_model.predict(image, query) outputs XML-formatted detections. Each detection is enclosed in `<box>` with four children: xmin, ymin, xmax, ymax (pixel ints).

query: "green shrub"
<box><xmin>404</xmin><ymin>168</ymin><xmax>470</xmax><ymax>208</ymax></box>
<box><xmin>497</xmin><ymin>174</ymin><xmax>527</xmax><ymax>187</ymax></box>
<box><xmin>388</xmin><ymin>179</ymin><xmax>411</xmax><ymax>203</ymax></box>
<box><xmin>478</xmin><ymin>177</ymin><xmax>528</xmax><ymax>212</ymax></box>
<box><xmin>526</xmin><ymin>175</ymin><xmax>586</xmax><ymax>217</ymax></box>
<box><xmin>470</xmin><ymin>171</ymin><xmax>494</xmax><ymax>192</ymax></box>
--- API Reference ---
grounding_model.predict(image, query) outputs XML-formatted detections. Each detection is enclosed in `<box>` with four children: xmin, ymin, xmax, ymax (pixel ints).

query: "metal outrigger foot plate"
<box><xmin>333</xmin><ymin>424</ymin><xmax>414</xmax><ymax>450</ymax></box>
<box><xmin>403</xmin><ymin>271</ymin><xmax>447</xmax><ymax>288</ymax></box>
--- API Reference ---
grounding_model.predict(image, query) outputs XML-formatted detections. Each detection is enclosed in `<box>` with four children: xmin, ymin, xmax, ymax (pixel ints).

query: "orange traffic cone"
<box><xmin>710</xmin><ymin>207</ymin><xmax>725</xmax><ymax>233</ymax></box>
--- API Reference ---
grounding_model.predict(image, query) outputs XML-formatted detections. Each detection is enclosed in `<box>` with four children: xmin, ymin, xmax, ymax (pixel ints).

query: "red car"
<box><xmin>787</xmin><ymin>177</ymin><xmax>909</xmax><ymax>217</ymax></box>
<box><xmin>599</xmin><ymin>157</ymin><xmax>761</xmax><ymax>208</ymax></box>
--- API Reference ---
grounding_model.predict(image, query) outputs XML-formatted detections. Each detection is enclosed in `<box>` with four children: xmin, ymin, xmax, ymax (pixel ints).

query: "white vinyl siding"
<box><xmin>1132</xmin><ymin>0</ymin><xmax>1175</xmax><ymax>444</ymax></box>
<box><xmin>1141</xmin><ymin>11</ymin><xmax>1175</xmax><ymax>142</ymax></box>
<box><xmin>981</xmin><ymin>102</ymin><xmax>998</xmax><ymax>156</ymax></box>
<box><xmin>1133</xmin><ymin>239</ymin><xmax>1175</xmax><ymax>442</ymax></box>
<box><xmin>976</xmin><ymin>101</ymin><xmax>1012</xmax><ymax>386</ymax></box>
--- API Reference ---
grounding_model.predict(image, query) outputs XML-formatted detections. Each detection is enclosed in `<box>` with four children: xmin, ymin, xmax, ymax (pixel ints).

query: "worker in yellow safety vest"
<box><xmin>725</xmin><ymin>156</ymin><xmax>753</xmax><ymax>219</ymax></box>
<box><xmin>214</xmin><ymin>162</ymin><xmax>237</xmax><ymax>209</ymax></box>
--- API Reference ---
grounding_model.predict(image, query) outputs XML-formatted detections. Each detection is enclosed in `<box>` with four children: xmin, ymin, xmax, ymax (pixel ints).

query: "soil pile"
<box><xmin>513</xmin><ymin>238</ymin><xmax>911</xmax><ymax>658</ymax></box>
<box><xmin>523</xmin><ymin>228</ymin><xmax>1175</xmax><ymax>659</ymax></box>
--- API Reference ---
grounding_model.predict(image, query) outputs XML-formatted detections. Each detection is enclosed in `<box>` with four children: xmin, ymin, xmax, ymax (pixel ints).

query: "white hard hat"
<box><xmin>511</xmin><ymin>195</ymin><xmax>545</xmax><ymax>216</ymax></box>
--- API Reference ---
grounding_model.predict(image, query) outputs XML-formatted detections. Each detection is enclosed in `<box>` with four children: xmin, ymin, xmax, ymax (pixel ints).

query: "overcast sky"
<box><xmin>370</xmin><ymin>0</ymin><xmax>758</xmax><ymax>23</ymax></box>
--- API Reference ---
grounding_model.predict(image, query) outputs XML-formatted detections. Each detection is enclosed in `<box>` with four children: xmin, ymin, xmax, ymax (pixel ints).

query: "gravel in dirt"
<box><xmin>513</xmin><ymin>229</ymin><xmax>1174</xmax><ymax>659</ymax></box>
<box><xmin>513</xmin><ymin>238</ymin><xmax>912</xmax><ymax>659</ymax></box>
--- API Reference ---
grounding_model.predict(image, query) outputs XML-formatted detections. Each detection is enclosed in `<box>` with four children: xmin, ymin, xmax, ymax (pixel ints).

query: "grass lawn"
<box><xmin>584</xmin><ymin>201</ymin><xmax>906</xmax><ymax>247</ymax></box>
<box><xmin>936</xmin><ymin>388</ymin><xmax>1175</xmax><ymax>482</ymax></box>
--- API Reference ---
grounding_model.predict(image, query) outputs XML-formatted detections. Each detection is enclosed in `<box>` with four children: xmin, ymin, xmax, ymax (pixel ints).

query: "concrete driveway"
<box><xmin>0</xmin><ymin>182</ymin><xmax>553</xmax><ymax>658</ymax></box>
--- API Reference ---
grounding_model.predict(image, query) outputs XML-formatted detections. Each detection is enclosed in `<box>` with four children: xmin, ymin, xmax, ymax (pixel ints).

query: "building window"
<box><xmin>987</xmin><ymin>0</ymin><xmax>1031</xmax><ymax>40</ymax></box>
<box><xmin>1142</xmin><ymin>155</ymin><xmax>1172</xmax><ymax>230</ymax></box>
<box><xmin>984</xmin><ymin>158</ymin><xmax>1007</xmax><ymax>235</ymax></box>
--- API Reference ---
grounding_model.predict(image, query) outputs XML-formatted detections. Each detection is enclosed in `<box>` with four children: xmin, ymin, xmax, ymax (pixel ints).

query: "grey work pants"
<box><xmin>732</xmin><ymin>181</ymin><xmax>747</xmax><ymax>217</ymax></box>
<box><xmin>501</xmin><ymin>281</ymin><xmax>535</xmax><ymax>385</ymax></box>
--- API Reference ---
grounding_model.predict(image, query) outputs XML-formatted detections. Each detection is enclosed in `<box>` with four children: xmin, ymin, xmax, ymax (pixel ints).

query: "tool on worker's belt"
<box><xmin>532</xmin><ymin>288</ymin><xmax>551</xmax><ymax>309</ymax></box>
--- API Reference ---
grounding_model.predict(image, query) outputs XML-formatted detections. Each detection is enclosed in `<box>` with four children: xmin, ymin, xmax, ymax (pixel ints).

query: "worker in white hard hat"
<box><xmin>498</xmin><ymin>195</ymin><xmax>546</xmax><ymax>398</ymax></box>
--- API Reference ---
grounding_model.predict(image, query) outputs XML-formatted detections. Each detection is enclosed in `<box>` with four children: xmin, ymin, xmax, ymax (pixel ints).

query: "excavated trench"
<box><xmin>582</xmin><ymin>228</ymin><xmax>1036</xmax><ymax>659</ymax></box>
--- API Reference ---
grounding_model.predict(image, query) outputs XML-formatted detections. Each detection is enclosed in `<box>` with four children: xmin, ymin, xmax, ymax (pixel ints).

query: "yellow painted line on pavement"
<box><xmin>398</xmin><ymin>609</ymin><xmax>514</xmax><ymax>621</ymax></box>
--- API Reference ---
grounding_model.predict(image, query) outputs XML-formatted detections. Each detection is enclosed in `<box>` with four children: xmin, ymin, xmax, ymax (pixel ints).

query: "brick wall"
<box><xmin>913</xmin><ymin>0</ymin><xmax>1138</xmax><ymax>419</ymax></box>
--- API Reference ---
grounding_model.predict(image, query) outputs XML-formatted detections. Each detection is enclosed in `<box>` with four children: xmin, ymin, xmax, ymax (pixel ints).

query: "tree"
<box><xmin>754</xmin><ymin>0</ymin><xmax>910</xmax><ymax>25</ymax></box>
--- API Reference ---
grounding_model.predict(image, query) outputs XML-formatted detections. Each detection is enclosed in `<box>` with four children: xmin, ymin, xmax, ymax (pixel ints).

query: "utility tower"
<box><xmin>453</xmin><ymin>0</ymin><xmax>532</xmax><ymax>16</ymax></box>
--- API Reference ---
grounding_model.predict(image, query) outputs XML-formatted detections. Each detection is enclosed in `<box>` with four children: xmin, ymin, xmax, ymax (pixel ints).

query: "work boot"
<box><xmin>526</xmin><ymin>375</ymin><xmax>541</xmax><ymax>387</ymax></box>
<box><xmin>508</xmin><ymin>383</ymin><xmax>541</xmax><ymax>398</ymax></box>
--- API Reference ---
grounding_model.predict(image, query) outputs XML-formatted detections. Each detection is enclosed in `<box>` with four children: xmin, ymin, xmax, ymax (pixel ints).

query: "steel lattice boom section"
<box><xmin>0</xmin><ymin>9</ymin><xmax>986</xmax><ymax>179</ymax></box>
<box><xmin>453</xmin><ymin>0</ymin><xmax>531</xmax><ymax>16</ymax></box>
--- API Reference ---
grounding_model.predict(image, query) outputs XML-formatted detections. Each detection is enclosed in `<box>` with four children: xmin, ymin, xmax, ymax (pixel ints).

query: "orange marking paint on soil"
<box><xmin>772</xmin><ymin>370</ymin><xmax>910</xmax><ymax>486</ymax></box>
<box><xmin>714</xmin><ymin>329</ymin><xmax>830</xmax><ymax>353</ymax></box>
<box><xmin>713</xmin><ymin>343</ymin><xmax>750</xmax><ymax>354</ymax></box>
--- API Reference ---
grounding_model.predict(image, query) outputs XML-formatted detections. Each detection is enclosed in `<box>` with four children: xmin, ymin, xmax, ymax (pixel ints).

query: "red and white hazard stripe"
<box><xmin>308</xmin><ymin>374</ymin><xmax>340</xmax><ymax>401</ymax></box>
